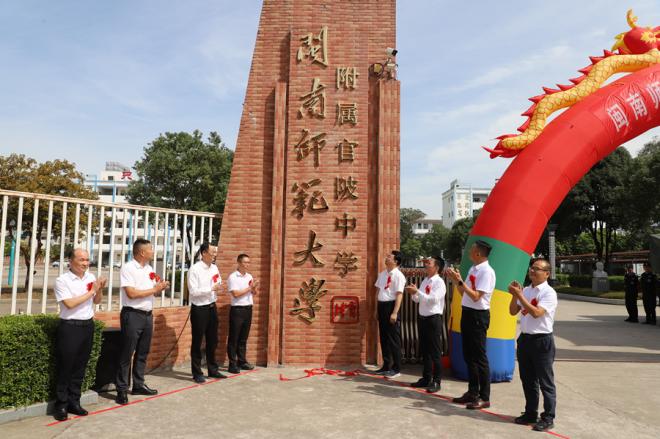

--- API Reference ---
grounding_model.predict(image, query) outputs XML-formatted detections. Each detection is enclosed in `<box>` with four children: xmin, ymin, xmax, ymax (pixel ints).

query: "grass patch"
<box><xmin>556</xmin><ymin>286</ymin><xmax>625</xmax><ymax>300</ymax></box>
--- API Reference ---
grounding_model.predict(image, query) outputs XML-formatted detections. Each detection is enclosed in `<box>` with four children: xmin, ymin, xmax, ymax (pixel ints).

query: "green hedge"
<box><xmin>0</xmin><ymin>314</ymin><xmax>104</xmax><ymax>409</ymax></box>
<box><xmin>566</xmin><ymin>274</ymin><xmax>625</xmax><ymax>290</ymax></box>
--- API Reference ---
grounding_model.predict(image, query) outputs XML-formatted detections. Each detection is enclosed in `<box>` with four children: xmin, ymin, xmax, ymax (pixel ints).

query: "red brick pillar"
<box><xmin>218</xmin><ymin>0</ymin><xmax>399</xmax><ymax>367</ymax></box>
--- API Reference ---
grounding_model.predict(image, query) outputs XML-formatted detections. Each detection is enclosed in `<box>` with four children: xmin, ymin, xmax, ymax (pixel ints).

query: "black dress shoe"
<box><xmin>209</xmin><ymin>371</ymin><xmax>228</xmax><ymax>379</ymax></box>
<box><xmin>373</xmin><ymin>367</ymin><xmax>389</xmax><ymax>375</ymax></box>
<box><xmin>193</xmin><ymin>375</ymin><xmax>207</xmax><ymax>383</ymax></box>
<box><xmin>426</xmin><ymin>381</ymin><xmax>441</xmax><ymax>393</ymax></box>
<box><xmin>514</xmin><ymin>412</ymin><xmax>538</xmax><ymax>425</ymax></box>
<box><xmin>532</xmin><ymin>417</ymin><xmax>554</xmax><ymax>431</ymax></box>
<box><xmin>116</xmin><ymin>391</ymin><xmax>128</xmax><ymax>405</ymax></box>
<box><xmin>228</xmin><ymin>364</ymin><xmax>241</xmax><ymax>374</ymax></box>
<box><xmin>452</xmin><ymin>392</ymin><xmax>477</xmax><ymax>404</ymax></box>
<box><xmin>132</xmin><ymin>384</ymin><xmax>158</xmax><ymax>395</ymax></box>
<box><xmin>67</xmin><ymin>403</ymin><xmax>88</xmax><ymax>416</ymax></box>
<box><xmin>53</xmin><ymin>404</ymin><xmax>68</xmax><ymax>421</ymax></box>
<box><xmin>466</xmin><ymin>398</ymin><xmax>490</xmax><ymax>409</ymax></box>
<box><xmin>410</xmin><ymin>378</ymin><xmax>431</xmax><ymax>388</ymax></box>
<box><xmin>239</xmin><ymin>362</ymin><xmax>254</xmax><ymax>370</ymax></box>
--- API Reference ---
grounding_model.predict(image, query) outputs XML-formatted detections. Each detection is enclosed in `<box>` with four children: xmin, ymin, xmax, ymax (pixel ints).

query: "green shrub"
<box><xmin>568</xmin><ymin>274</ymin><xmax>592</xmax><ymax>288</ymax></box>
<box><xmin>608</xmin><ymin>275</ymin><xmax>624</xmax><ymax>291</ymax></box>
<box><xmin>555</xmin><ymin>273</ymin><xmax>570</xmax><ymax>287</ymax></box>
<box><xmin>567</xmin><ymin>274</ymin><xmax>625</xmax><ymax>290</ymax></box>
<box><xmin>0</xmin><ymin>314</ymin><xmax>104</xmax><ymax>409</ymax></box>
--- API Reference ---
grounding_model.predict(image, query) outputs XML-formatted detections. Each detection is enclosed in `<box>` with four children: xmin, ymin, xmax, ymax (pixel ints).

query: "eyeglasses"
<box><xmin>528</xmin><ymin>266</ymin><xmax>549</xmax><ymax>273</ymax></box>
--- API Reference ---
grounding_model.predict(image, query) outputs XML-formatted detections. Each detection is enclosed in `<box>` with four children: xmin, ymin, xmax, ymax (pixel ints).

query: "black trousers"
<box><xmin>624</xmin><ymin>288</ymin><xmax>638</xmax><ymax>320</ymax></box>
<box><xmin>116</xmin><ymin>307</ymin><xmax>153</xmax><ymax>391</ymax></box>
<box><xmin>517</xmin><ymin>333</ymin><xmax>557</xmax><ymax>420</ymax></box>
<box><xmin>191</xmin><ymin>303</ymin><xmax>219</xmax><ymax>377</ymax></box>
<box><xmin>377</xmin><ymin>300</ymin><xmax>402</xmax><ymax>372</ymax></box>
<box><xmin>418</xmin><ymin>314</ymin><xmax>443</xmax><ymax>382</ymax></box>
<box><xmin>56</xmin><ymin>319</ymin><xmax>94</xmax><ymax>405</ymax></box>
<box><xmin>227</xmin><ymin>306</ymin><xmax>252</xmax><ymax>366</ymax></box>
<box><xmin>642</xmin><ymin>292</ymin><xmax>656</xmax><ymax>323</ymax></box>
<box><xmin>461</xmin><ymin>307</ymin><xmax>490</xmax><ymax>400</ymax></box>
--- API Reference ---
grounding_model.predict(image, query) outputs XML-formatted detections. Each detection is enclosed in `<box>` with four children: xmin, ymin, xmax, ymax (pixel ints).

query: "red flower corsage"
<box><xmin>149</xmin><ymin>272</ymin><xmax>161</xmax><ymax>282</ymax></box>
<box><xmin>469</xmin><ymin>274</ymin><xmax>476</xmax><ymax>290</ymax></box>
<box><xmin>522</xmin><ymin>298</ymin><xmax>538</xmax><ymax>316</ymax></box>
<box><xmin>425</xmin><ymin>284</ymin><xmax>431</xmax><ymax>294</ymax></box>
<box><xmin>385</xmin><ymin>276</ymin><xmax>391</xmax><ymax>289</ymax></box>
<box><xmin>212</xmin><ymin>274</ymin><xmax>219</xmax><ymax>284</ymax></box>
<box><xmin>87</xmin><ymin>282</ymin><xmax>94</xmax><ymax>292</ymax></box>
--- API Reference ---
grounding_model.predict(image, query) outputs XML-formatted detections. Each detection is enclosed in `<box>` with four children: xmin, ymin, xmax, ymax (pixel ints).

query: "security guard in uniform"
<box><xmin>641</xmin><ymin>262</ymin><xmax>658</xmax><ymax>325</ymax></box>
<box><xmin>623</xmin><ymin>265</ymin><xmax>639</xmax><ymax>323</ymax></box>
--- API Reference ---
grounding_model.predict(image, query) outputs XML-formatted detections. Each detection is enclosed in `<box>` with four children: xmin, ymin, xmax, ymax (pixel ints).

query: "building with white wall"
<box><xmin>442</xmin><ymin>179</ymin><xmax>492</xmax><ymax>228</ymax></box>
<box><xmin>412</xmin><ymin>218</ymin><xmax>443</xmax><ymax>235</ymax></box>
<box><xmin>84</xmin><ymin>161</ymin><xmax>133</xmax><ymax>204</ymax></box>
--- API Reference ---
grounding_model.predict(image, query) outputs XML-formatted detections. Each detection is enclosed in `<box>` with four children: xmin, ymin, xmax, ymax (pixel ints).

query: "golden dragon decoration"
<box><xmin>486</xmin><ymin>9</ymin><xmax>660</xmax><ymax>158</ymax></box>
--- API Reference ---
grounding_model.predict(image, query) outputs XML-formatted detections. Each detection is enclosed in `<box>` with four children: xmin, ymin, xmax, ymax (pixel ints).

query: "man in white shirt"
<box><xmin>447</xmin><ymin>240</ymin><xmax>496</xmax><ymax>409</ymax></box>
<box><xmin>508</xmin><ymin>258</ymin><xmax>558</xmax><ymax>432</ymax></box>
<box><xmin>53</xmin><ymin>249</ymin><xmax>106</xmax><ymax>421</ymax></box>
<box><xmin>115</xmin><ymin>238</ymin><xmax>169</xmax><ymax>405</ymax></box>
<box><xmin>188</xmin><ymin>242</ymin><xmax>226</xmax><ymax>383</ymax></box>
<box><xmin>226</xmin><ymin>253</ymin><xmax>260</xmax><ymax>374</ymax></box>
<box><xmin>405</xmin><ymin>256</ymin><xmax>446</xmax><ymax>393</ymax></box>
<box><xmin>373</xmin><ymin>250</ymin><xmax>406</xmax><ymax>378</ymax></box>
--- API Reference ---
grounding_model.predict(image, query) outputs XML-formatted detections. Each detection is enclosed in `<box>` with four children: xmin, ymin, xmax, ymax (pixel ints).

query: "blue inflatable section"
<box><xmin>449</xmin><ymin>331</ymin><xmax>515</xmax><ymax>382</ymax></box>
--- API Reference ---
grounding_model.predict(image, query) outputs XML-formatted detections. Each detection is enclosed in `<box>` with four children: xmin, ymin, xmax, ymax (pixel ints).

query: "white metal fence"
<box><xmin>0</xmin><ymin>189</ymin><xmax>222</xmax><ymax>315</ymax></box>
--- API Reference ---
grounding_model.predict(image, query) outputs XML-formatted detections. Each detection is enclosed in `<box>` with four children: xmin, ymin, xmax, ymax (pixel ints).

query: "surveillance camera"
<box><xmin>386</xmin><ymin>47</ymin><xmax>398</xmax><ymax>57</ymax></box>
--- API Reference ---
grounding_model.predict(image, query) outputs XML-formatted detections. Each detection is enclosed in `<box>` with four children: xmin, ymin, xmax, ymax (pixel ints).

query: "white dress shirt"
<box><xmin>461</xmin><ymin>260</ymin><xmax>496</xmax><ymax>310</ymax></box>
<box><xmin>518</xmin><ymin>281</ymin><xmax>558</xmax><ymax>334</ymax></box>
<box><xmin>411</xmin><ymin>274</ymin><xmax>447</xmax><ymax>316</ymax></box>
<box><xmin>187</xmin><ymin>260</ymin><xmax>221</xmax><ymax>306</ymax></box>
<box><xmin>227</xmin><ymin>270</ymin><xmax>254</xmax><ymax>306</ymax></box>
<box><xmin>120</xmin><ymin>259</ymin><xmax>156</xmax><ymax>311</ymax></box>
<box><xmin>55</xmin><ymin>270</ymin><xmax>97</xmax><ymax>320</ymax></box>
<box><xmin>375</xmin><ymin>267</ymin><xmax>406</xmax><ymax>302</ymax></box>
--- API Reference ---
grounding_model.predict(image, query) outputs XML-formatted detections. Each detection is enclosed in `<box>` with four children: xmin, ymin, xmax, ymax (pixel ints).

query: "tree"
<box><xmin>399</xmin><ymin>208</ymin><xmax>426</xmax><ymax>263</ymax></box>
<box><xmin>627</xmin><ymin>139</ymin><xmax>660</xmax><ymax>229</ymax></box>
<box><xmin>421</xmin><ymin>224</ymin><xmax>450</xmax><ymax>258</ymax></box>
<box><xmin>445</xmin><ymin>216</ymin><xmax>475</xmax><ymax>263</ymax></box>
<box><xmin>0</xmin><ymin>154</ymin><xmax>98</xmax><ymax>288</ymax></box>
<box><xmin>126</xmin><ymin>130</ymin><xmax>233</xmax><ymax>213</ymax></box>
<box><xmin>549</xmin><ymin>148</ymin><xmax>633</xmax><ymax>267</ymax></box>
<box><xmin>126</xmin><ymin>130</ymin><xmax>233</xmax><ymax>262</ymax></box>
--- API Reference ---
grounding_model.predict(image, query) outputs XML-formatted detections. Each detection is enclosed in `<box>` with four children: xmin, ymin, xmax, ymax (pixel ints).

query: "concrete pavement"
<box><xmin>2</xmin><ymin>298</ymin><xmax>659</xmax><ymax>438</ymax></box>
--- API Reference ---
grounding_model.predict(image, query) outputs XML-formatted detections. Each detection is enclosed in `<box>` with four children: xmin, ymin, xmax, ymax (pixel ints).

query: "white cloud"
<box><xmin>450</xmin><ymin>45</ymin><xmax>572</xmax><ymax>92</ymax></box>
<box><xmin>622</xmin><ymin>129</ymin><xmax>660</xmax><ymax>156</ymax></box>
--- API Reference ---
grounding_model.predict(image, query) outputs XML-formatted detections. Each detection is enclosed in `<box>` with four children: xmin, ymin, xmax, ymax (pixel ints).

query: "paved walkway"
<box><xmin>3</xmin><ymin>299</ymin><xmax>659</xmax><ymax>438</ymax></box>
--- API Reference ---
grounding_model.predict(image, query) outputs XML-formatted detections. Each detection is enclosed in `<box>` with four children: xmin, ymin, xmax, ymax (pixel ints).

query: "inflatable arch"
<box><xmin>450</xmin><ymin>10</ymin><xmax>660</xmax><ymax>381</ymax></box>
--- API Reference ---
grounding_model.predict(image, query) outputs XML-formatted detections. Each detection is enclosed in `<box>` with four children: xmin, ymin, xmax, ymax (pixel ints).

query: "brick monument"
<box><xmin>217</xmin><ymin>0</ymin><xmax>399</xmax><ymax>366</ymax></box>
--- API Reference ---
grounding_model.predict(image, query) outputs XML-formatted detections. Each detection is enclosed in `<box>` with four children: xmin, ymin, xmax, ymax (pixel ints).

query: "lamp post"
<box><xmin>547</xmin><ymin>223</ymin><xmax>558</xmax><ymax>285</ymax></box>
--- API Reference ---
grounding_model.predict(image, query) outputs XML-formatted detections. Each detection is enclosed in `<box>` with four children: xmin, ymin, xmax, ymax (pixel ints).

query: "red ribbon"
<box><xmin>86</xmin><ymin>282</ymin><xmax>94</xmax><ymax>292</ymax></box>
<box><xmin>149</xmin><ymin>272</ymin><xmax>161</xmax><ymax>283</ymax></box>
<box><xmin>385</xmin><ymin>276</ymin><xmax>391</xmax><ymax>289</ymax></box>
<box><xmin>425</xmin><ymin>284</ymin><xmax>431</xmax><ymax>294</ymax></box>
<box><xmin>469</xmin><ymin>274</ymin><xmax>476</xmax><ymax>290</ymax></box>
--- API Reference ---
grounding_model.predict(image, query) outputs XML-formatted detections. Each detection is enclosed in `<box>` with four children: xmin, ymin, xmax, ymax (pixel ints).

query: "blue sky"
<box><xmin>1</xmin><ymin>0</ymin><xmax>659</xmax><ymax>219</ymax></box>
